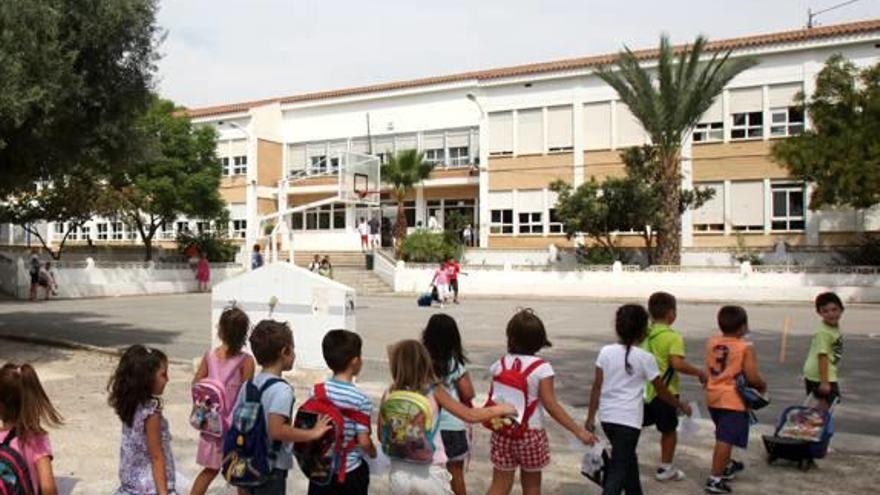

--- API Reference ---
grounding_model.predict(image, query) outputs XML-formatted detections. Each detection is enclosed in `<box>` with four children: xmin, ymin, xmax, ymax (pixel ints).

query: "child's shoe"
<box><xmin>722</xmin><ymin>459</ymin><xmax>744</xmax><ymax>480</ymax></box>
<box><xmin>705</xmin><ymin>477</ymin><xmax>732</xmax><ymax>493</ymax></box>
<box><xmin>655</xmin><ymin>465</ymin><xmax>685</xmax><ymax>481</ymax></box>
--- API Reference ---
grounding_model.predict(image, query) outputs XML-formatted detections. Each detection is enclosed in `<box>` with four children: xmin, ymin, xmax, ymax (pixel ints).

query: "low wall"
<box><xmin>3</xmin><ymin>258</ymin><xmax>244</xmax><ymax>299</ymax></box>
<box><xmin>385</xmin><ymin>262</ymin><xmax>880</xmax><ymax>303</ymax></box>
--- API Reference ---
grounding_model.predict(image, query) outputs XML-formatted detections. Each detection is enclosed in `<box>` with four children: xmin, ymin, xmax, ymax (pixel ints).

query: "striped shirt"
<box><xmin>318</xmin><ymin>378</ymin><xmax>374</xmax><ymax>472</ymax></box>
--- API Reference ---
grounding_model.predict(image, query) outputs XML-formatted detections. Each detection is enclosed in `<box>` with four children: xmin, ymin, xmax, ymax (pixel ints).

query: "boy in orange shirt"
<box><xmin>704</xmin><ymin>306</ymin><xmax>767</xmax><ymax>494</ymax></box>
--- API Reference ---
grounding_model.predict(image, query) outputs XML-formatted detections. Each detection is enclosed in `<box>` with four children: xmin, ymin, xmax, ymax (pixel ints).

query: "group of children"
<box><xmin>0</xmin><ymin>292</ymin><xmax>844</xmax><ymax>495</ymax></box>
<box><xmin>429</xmin><ymin>258</ymin><xmax>461</xmax><ymax>307</ymax></box>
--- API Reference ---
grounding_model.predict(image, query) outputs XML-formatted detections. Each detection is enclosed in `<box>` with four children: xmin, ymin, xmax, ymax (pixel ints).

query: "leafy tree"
<box><xmin>0</xmin><ymin>172</ymin><xmax>104</xmax><ymax>259</ymax></box>
<box><xmin>103</xmin><ymin>96</ymin><xmax>226</xmax><ymax>261</ymax></box>
<box><xmin>597</xmin><ymin>35</ymin><xmax>757</xmax><ymax>264</ymax></box>
<box><xmin>551</xmin><ymin>145</ymin><xmax>714</xmax><ymax>264</ymax></box>
<box><xmin>399</xmin><ymin>231</ymin><xmax>463</xmax><ymax>263</ymax></box>
<box><xmin>772</xmin><ymin>55</ymin><xmax>880</xmax><ymax>210</ymax></box>
<box><xmin>0</xmin><ymin>0</ymin><xmax>160</xmax><ymax>196</ymax></box>
<box><xmin>381</xmin><ymin>149</ymin><xmax>435</xmax><ymax>255</ymax></box>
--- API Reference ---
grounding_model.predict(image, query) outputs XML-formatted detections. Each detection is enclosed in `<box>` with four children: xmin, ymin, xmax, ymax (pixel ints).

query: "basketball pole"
<box><xmin>779</xmin><ymin>316</ymin><xmax>792</xmax><ymax>363</ymax></box>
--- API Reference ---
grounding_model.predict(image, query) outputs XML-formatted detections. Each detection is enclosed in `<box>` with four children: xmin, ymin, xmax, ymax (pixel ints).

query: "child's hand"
<box><xmin>678</xmin><ymin>401</ymin><xmax>693</xmax><ymax>417</ymax></box>
<box><xmin>497</xmin><ymin>403</ymin><xmax>517</xmax><ymax>417</ymax></box>
<box><xmin>309</xmin><ymin>415</ymin><xmax>333</xmax><ymax>440</ymax></box>
<box><xmin>698</xmin><ymin>370</ymin><xmax>709</xmax><ymax>387</ymax></box>
<box><xmin>575</xmin><ymin>426</ymin><xmax>597</xmax><ymax>445</ymax></box>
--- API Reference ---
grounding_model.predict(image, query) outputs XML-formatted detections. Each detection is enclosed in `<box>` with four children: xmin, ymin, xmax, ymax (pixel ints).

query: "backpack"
<box><xmin>293</xmin><ymin>383</ymin><xmax>371</xmax><ymax>485</ymax></box>
<box><xmin>379</xmin><ymin>389</ymin><xmax>437</xmax><ymax>464</ymax></box>
<box><xmin>736</xmin><ymin>374</ymin><xmax>770</xmax><ymax>411</ymax></box>
<box><xmin>0</xmin><ymin>429</ymin><xmax>35</xmax><ymax>495</ymax></box>
<box><xmin>482</xmin><ymin>356</ymin><xmax>546</xmax><ymax>438</ymax></box>
<box><xmin>189</xmin><ymin>353</ymin><xmax>246</xmax><ymax>438</ymax></box>
<box><xmin>221</xmin><ymin>378</ymin><xmax>286</xmax><ymax>487</ymax></box>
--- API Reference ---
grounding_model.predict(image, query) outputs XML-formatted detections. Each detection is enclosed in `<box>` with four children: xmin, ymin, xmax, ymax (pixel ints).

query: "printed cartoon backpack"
<box><xmin>221</xmin><ymin>378</ymin><xmax>286</xmax><ymax>487</ymax></box>
<box><xmin>0</xmin><ymin>429</ymin><xmax>34</xmax><ymax>495</ymax></box>
<box><xmin>293</xmin><ymin>383</ymin><xmax>371</xmax><ymax>485</ymax></box>
<box><xmin>482</xmin><ymin>356</ymin><xmax>546</xmax><ymax>438</ymax></box>
<box><xmin>189</xmin><ymin>353</ymin><xmax>246</xmax><ymax>438</ymax></box>
<box><xmin>379</xmin><ymin>389</ymin><xmax>436</xmax><ymax>464</ymax></box>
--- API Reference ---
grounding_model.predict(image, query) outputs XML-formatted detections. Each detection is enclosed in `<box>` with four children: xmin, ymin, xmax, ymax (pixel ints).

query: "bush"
<box><xmin>575</xmin><ymin>245</ymin><xmax>617</xmax><ymax>265</ymax></box>
<box><xmin>176</xmin><ymin>231</ymin><xmax>238</xmax><ymax>262</ymax></box>
<box><xmin>840</xmin><ymin>234</ymin><xmax>880</xmax><ymax>266</ymax></box>
<box><xmin>400</xmin><ymin>231</ymin><xmax>463</xmax><ymax>263</ymax></box>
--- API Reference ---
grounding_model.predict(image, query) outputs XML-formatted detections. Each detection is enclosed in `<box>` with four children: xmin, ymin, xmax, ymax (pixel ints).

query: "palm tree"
<box><xmin>597</xmin><ymin>35</ymin><xmax>757</xmax><ymax>265</ymax></box>
<box><xmin>382</xmin><ymin>149</ymin><xmax>435</xmax><ymax>254</ymax></box>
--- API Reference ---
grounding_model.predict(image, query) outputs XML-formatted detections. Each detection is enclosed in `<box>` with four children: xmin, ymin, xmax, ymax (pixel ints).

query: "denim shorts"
<box><xmin>441</xmin><ymin>430</ymin><xmax>469</xmax><ymax>461</ymax></box>
<box><xmin>709</xmin><ymin>408</ymin><xmax>750</xmax><ymax>449</ymax></box>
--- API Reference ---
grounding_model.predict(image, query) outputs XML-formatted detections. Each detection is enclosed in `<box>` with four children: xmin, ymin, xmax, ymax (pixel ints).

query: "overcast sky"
<box><xmin>156</xmin><ymin>0</ymin><xmax>880</xmax><ymax>109</ymax></box>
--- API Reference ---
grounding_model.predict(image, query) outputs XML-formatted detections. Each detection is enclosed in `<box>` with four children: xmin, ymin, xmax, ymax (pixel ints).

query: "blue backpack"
<box><xmin>221</xmin><ymin>378</ymin><xmax>286</xmax><ymax>487</ymax></box>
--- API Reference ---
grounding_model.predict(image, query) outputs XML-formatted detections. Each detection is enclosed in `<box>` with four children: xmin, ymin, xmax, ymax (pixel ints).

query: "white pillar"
<box><xmin>415</xmin><ymin>185</ymin><xmax>426</xmax><ymax>227</ymax></box>
<box><xmin>572</xmin><ymin>87</ymin><xmax>585</xmax><ymax>187</ymax></box>
<box><xmin>680</xmin><ymin>135</ymin><xmax>694</xmax><ymax>248</ymax></box>
<box><xmin>723</xmin><ymin>180</ymin><xmax>732</xmax><ymax>236</ymax></box>
<box><xmin>763</xmin><ymin>178</ymin><xmax>772</xmax><ymax>234</ymax></box>
<box><xmin>761</xmin><ymin>85</ymin><xmax>770</xmax><ymax>141</ymax></box>
<box><xmin>511</xmin><ymin>189</ymin><xmax>519</xmax><ymax>236</ymax></box>
<box><xmin>609</xmin><ymin>100</ymin><xmax>618</xmax><ymax>150</ymax></box>
<box><xmin>805</xmin><ymin>183</ymin><xmax>820</xmax><ymax>245</ymax></box>
<box><xmin>244</xmin><ymin>125</ymin><xmax>259</xmax><ymax>258</ymax></box>
<box><xmin>542</xmin><ymin>188</ymin><xmax>550</xmax><ymax>237</ymax></box>
<box><xmin>722</xmin><ymin>89</ymin><xmax>731</xmax><ymax>143</ymax></box>
<box><xmin>477</xmin><ymin>102</ymin><xmax>491</xmax><ymax>248</ymax></box>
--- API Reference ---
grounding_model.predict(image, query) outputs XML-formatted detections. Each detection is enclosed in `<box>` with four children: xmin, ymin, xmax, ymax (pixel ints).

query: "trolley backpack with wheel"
<box><xmin>762</xmin><ymin>397</ymin><xmax>835</xmax><ymax>471</ymax></box>
<box><xmin>417</xmin><ymin>293</ymin><xmax>433</xmax><ymax>307</ymax></box>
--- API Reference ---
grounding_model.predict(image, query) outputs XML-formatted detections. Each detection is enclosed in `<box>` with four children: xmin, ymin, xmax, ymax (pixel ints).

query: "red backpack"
<box><xmin>482</xmin><ymin>356</ymin><xmax>546</xmax><ymax>439</ymax></box>
<box><xmin>293</xmin><ymin>383</ymin><xmax>371</xmax><ymax>486</ymax></box>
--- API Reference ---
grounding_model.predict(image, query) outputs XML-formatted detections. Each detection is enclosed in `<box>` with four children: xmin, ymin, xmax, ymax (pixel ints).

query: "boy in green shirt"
<box><xmin>803</xmin><ymin>292</ymin><xmax>844</xmax><ymax>409</ymax></box>
<box><xmin>643</xmin><ymin>292</ymin><xmax>708</xmax><ymax>482</ymax></box>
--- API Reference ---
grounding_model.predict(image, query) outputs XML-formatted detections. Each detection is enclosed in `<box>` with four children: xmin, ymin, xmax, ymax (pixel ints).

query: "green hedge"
<box><xmin>176</xmin><ymin>231</ymin><xmax>238</xmax><ymax>262</ymax></box>
<box><xmin>400</xmin><ymin>231</ymin><xmax>463</xmax><ymax>263</ymax></box>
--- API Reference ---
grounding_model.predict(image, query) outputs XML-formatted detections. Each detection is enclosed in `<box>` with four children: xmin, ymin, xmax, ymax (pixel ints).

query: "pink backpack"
<box><xmin>189</xmin><ymin>352</ymin><xmax>245</xmax><ymax>438</ymax></box>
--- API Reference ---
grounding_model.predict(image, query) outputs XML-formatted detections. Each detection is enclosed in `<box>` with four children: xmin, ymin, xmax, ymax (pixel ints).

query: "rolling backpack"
<box><xmin>0</xmin><ymin>429</ymin><xmax>34</xmax><ymax>495</ymax></box>
<box><xmin>379</xmin><ymin>389</ymin><xmax>437</xmax><ymax>464</ymax></box>
<box><xmin>482</xmin><ymin>356</ymin><xmax>546</xmax><ymax>438</ymax></box>
<box><xmin>189</xmin><ymin>353</ymin><xmax>246</xmax><ymax>438</ymax></box>
<box><xmin>221</xmin><ymin>377</ymin><xmax>286</xmax><ymax>487</ymax></box>
<box><xmin>293</xmin><ymin>383</ymin><xmax>371</xmax><ymax>485</ymax></box>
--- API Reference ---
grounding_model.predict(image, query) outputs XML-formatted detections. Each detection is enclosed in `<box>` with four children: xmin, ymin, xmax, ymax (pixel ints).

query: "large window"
<box><xmin>448</xmin><ymin>146</ymin><xmax>469</xmax><ymax>166</ymax></box>
<box><xmin>232</xmin><ymin>156</ymin><xmax>247</xmax><ymax>175</ymax></box>
<box><xmin>693</xmin><ymin>122</ymin><xmax>723</xmax><ymax>143</ymax></box>
<box><xmin>424</xmin><ymin>148</ymin><xmax>445</xmax><ymax>165</ymax></box>
<box><xmin>221</xmin><ymin>157</ymin><xmax>231</xmax><ymax>176</ymax></box>
<box><xmin>310</xmin><ymin>155</ymin><xmax>327</xmax><ymax>174</ymax></box>
<box><xmin>111</xmin><ymin>222</ymin><xmax>124</xmax><ymax>240</ymax></box>
<box><xmin>731</xmin><ymin>112</ymin><xmax>763</xmax><ymax>140</ymax></box>
<box><xmin>770</xmin><ymin>107</ymin><xmax>804</xmax><ymax>137</ymax></box>
<box><xmin>772</xmin><ymin>183</ymin><xmax>805</xmax><ymax>231</ymax></box>
<box><xmin>196</xmin><ymin>221</ymin><xmax>210</xmax><ymax>234</ymax></box>
<box><xmin>232</xmin><ymin>219</ymin><xmax>247</xmax><ymax>239</ymax></box>
<box><xmin>97</xmin><ymin>223</ymin><xmax>108</xmax><ymax>240</ymax></box>
<box><xmin>548</xmin><ymin>209</ymin><xmax>564</xmax><ymax>234</ymax></box>
<box><xmin>80</xmin><ymin>225</ymin><xmax>90</xmax><ymax>241</ymax></box>
<box><xmin>291</xmin><ymin>204</ymin><xmax>346</xmax><ymax>231</ymax></box>
<box><xmin>176</xmin><ymin>221</ymin><xmax>190</xmax><ymax>235</ymax></box>
<box><xmin>518</xmin><ymin>212</ymin><xmax>543</xmax><ymax>234</ymax></box>
<box><xmin>490</xmin><ymin>209</ymin><xmax>513</xmax><ymax>234</ymax></box>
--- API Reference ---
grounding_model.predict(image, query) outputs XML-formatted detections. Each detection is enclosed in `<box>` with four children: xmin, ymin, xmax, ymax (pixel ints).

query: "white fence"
<box><xmin>381</xmin><ymin>261</ymin><xmax>880</xmax><ymax>303</ymax></box>
<box><xmin>1</xmin><ymin>257</ymin><xmax>244</xmax><ymax>299</ymax></box>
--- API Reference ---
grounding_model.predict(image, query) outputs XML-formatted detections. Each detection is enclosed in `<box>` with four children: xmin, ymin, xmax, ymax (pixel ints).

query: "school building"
<box><xmin>5</xmin><ymin>18</ymin><xmax>880</xmax><ymax>262</ymax></box>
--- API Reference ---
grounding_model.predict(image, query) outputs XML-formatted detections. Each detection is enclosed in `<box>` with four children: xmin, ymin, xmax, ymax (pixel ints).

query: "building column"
<box><xmin>723</xmin><ymin>180</ymin><xmax>733</xmax><ymax>236</ymax></box>
<box><xmin>609</xmin><ymin>100</ymin><xmax>618</xmax><ymax>150</ymax></box>
<box><xmin>415</xmin><ymin>185</ymin><xmax>426</xmax><ymax>227</ymax></box>
<box><xmin>762</xmin><ymin>178</ymin><xmax>772</xmax><ymax>234</ymax></box>
<box><xmin>722</xmin><ymin>89</ymin><xmax>731</xmax><ymax>143</ymax></box>
<box><xmin>511</xmin><ymin>189</ymin><xmax>519</xmax><ymax>236</ymax></box>
<box><xmin>804</xmin><ymin>183</ymin><xmax>820</xmax><ymax>245</ymax></box>
<box><xmin>477</xmin><ymin>101</ymin><xmax>491</xmax><ymax>248</ymax></box>
<box><xmin>572</xmin><ymin>87</ymin><xmax>585</xmax><ymax>187</ymax></box>
<box><xmin>244</xmin><ymin>126</ymin><xmax>259</xmax><ymax>257</ymax></box>
<box><xmin>761</xmin><ymin>85</ymin><xmax>771</xmax><ymax>141</ymax></box>
<box><xmin>542</xmin><ymin>188</ymin><xmax>550</xmax><ymax>237</ymax></box>
<box><xmin>680</xmin><ymin>135</ymin><xmax>694</xmax><ymax>248</ymax></box>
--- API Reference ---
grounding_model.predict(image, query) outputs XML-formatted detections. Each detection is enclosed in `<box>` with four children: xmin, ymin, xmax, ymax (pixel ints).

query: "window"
<box><xmin>693</xmin><ymin>122</ymin><xmax>723</xmax><ymax>143</ymax></box>
<box><xmin>67</xmin><ymin>225</ymin><xmax>78</xmax><ymax>241</ymax></box>
<box><xmin>730</xmin><ymin>181</ymin><xmax>765</xmax><ymax>232</ymax></box>
<box><xmin>176</xmin><ymin>221</ymin><xmax>190</xmax><ymax>234</ymax></box>
<box><xmin>771</xmin><ymin>183</ymin><xmax>805</xmax><ymax>231</ymax></box>
<box><xmin>488</xmin><ymin>112</ymin><xmax>514</xmax><ymax>156</ymax></box>
<box><xmin>424</xmin><ymin>148</ymin><xmax>445</xmax><ymax>165</ymax></box>
<box><xmin>221</xmin><ymin>157</ymin><xmax>231</xmax><ymax>176</ymax></box>
<box><xmin>126</xmin><ymin>224</ymin><xmax>138</xmax><ymax>240</ymax></box>
<box><xmin>196</xmin><ymin>221</ymin><xmax>211</xmax><ymax>234</ymax></box>
<box><xmin>548</xmin><ymin>209</ymin><xmax>564</xmax><ymax>234</ymax></box>
<box><xmin>159</xmin><ymin>222</ymin><xmax>173</xmax><ymax>240</ymax></box>
<box><xmin>770</xmin><ymin>107</ymin><xmax>804</xmax><ymax>137</ymax></box>
<box><xmin>518</xmin><ymin>212</ymin><xmax>543</xmax><ymax>234</ymax></box>
<box><xmin>80</xmin><ymin>225</ymin><xmax>90</xmax><ymax>240</ymax></box>
<box><xmin>111</xmin><ymin>222</ymin><xmax>123</xmax><ymax>240</ymax></box>
<box><xmin>448</xmin><ymin>146</ymin><xmax>469</xmax><ymax>166</ymax></box>
<box><xmin>232</xmin><ymin>156</ymin><xmax>247</xmax><ymax>175</ymax></box>
<box><xmin>731</xmin><ymin>112</ymin><xmax>763</xmax><ymax>140</ymax></box>
<box><xmin>292</xmin><ymin>204</ymin><xmax>346</xmax><ymax>231</ymax></box>
<box><xmin>310</xmin><ymin>155</ymin><xmax>327</xmax><ymax>174</ymax></box>
<box><xmin>547</xmin><ymin>105</ymin><xmax>573</xmax><ymax>152</ymax></box>
<box><xmin>54</xmin><ymin>223</ymin><xmax>64</xmax><ymax>235</ymax></box>
<box><xmin>490</xmin><ymin>209</ymin><xmax>513</xmax><ymax>234</ymax></box>
<box><xmin>692</xmin><ymin>183</ymin><xmax>725</xmax><ymax>232</ymax></box>
<box><xmin>97</xmin><ymin>223</ymin><xmax>108</xmax><ymax>240</ymax></box>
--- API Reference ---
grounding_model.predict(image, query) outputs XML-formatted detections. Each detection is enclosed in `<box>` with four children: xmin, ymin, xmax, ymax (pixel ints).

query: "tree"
<box><xmin>0</xmin><ymin>0</ymin><xmax>160</xmax><ymax>196</ymax></box>
<box><xmin>550</xmin><ymin>145</ymin><xmax>714</xmax><ymax>264</ymax></box>
<box><xmin>381</xmin><ymin>149</ymin><xmax>435</xmax><ymax>255</ymax></box>
<box><xmin>103</xmin><ymin>96</ymin><xmax>226</xmax><ymax>261</ymax></box>
<box><xmin>0</xmin><ymin>172</ymin><xmax>104</xmax><ymax>260</ymax></box>
<box><xmin>772</xmin><ymin>55</ymin><xmax>880</xmax><ymax>210</ymax></box>
<box><xmin>596</xmin><ymin>35</ymin><xmax>757</xmax><ymax>264</ymax></box>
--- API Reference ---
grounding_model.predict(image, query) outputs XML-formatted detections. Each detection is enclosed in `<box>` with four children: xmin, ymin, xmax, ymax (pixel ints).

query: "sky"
<box><xmin>156</xmin><ymin>0</ymin><xmax>880</xmax><ymax>109</ymax></box>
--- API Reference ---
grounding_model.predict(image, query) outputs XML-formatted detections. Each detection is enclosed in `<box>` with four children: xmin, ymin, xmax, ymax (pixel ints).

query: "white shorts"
<box><xmin>389</xmin><ymin>462</ymin><xmax>452</xmax><ymax>495</ymax></box>
<box><xmin>434</xmin><ymin>284</ymin><xmax>449</xmax><ymax>301</ymax></box>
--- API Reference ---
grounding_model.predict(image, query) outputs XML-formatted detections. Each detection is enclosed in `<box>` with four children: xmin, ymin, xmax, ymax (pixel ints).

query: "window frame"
<box><xmin>221</xmin><ymin>157</ymin><xmax>231</xmax><ymax>176</ymax></box>
<box><xmin>693</xmin><ymin>122</ymin><xmax>724</xmax><ymax>143</ymax></box>
<box><xmin>769</xmin><ymin>107</ymin><xmax>805</xmax><ymax>138</ymax></box>
<box><xmin>97</xmin><ymin>223</ymin><xmax>109</xmax><ymax>240</ymax></box>
<box><xmin>730</xmin><ymin>111</ymin><xmax>764</xmax><ymax>140</ymax></box>
<box><xmin>517</xmin><ymin>211</ymin><xmax>544</xmax><ymax>235</ymax></box>
<box><xmin>447</xmin><ymin>146</ymin><xmax>469</xmax><ymax>167</ymax></box>
<box><xmin>232</xmin><ymin>219</ymin><xmax>247</xmax><ymax>239</ymax></box>
<box><xmin>771</xmin><ymin>183</ymin><xmax>806</xmax><ymax>232</ymax></box>
<box><xmin>291</xmin><ymin>203</ymin><xmax>347</xmax><ymax>232</ymax></box>
<box><xmin>232</xmin><ymin>155</ymin><xmax>248</xmax><ymax>175</ymax></box>
<box><xmin>548</xmin><ymin>208</ymin><xmax>564</xmax><ymax>234</ymax></box>
<box><xmin>423</xmin><ymin>148</ymin><xmax>445</xmax><ymax>166</ymax></box>
<box><xmin>490</xmin><ymin>209</ymin><xmax>514</xmax><ymax>235</ymax></box>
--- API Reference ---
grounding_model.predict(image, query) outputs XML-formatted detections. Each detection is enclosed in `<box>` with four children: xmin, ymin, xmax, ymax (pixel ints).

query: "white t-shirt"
<box><xmin>357</xmin><ymin>222</ymin><xmax>369</xmax><ymax>236</ymax></box>
<box><xmin>488</xmin><ymin>354</ymin><xmax>554</xmax><ymax>428</ymax></box>
<box><xmin>596</xmin><ymin>344</ymin><xmax>659</xmax><ymax>429</ymax></box>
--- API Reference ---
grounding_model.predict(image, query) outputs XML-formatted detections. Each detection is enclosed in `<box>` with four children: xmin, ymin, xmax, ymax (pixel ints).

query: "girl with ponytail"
<box><xmin>0</xmin><ymin>362</ymin><xmax>64</xmax><ymax>494</ymax></box>
<box><xmin>584</xmin><ymin>305</ymin><xmax>691</xmax><ymax>495</ymax></box>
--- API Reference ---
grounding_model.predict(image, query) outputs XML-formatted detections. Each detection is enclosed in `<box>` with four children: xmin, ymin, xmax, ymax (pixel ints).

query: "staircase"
<box><xmin>291</xmin><ymin>250</ymin><xmax>394</xmax><ymax>296</ymax></box>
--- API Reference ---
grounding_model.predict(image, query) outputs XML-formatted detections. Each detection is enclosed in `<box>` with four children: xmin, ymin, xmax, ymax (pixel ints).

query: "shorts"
<box><xmin>244</xmin><ymin>469</ymin><xmax>287</xmax><ymax>495</ymax></box>
<box><xmin>441</xmin><ymin>430</ymin><xmax>469</xmax><ymax>461</ymax></box>
<box><xmin>643</xmin><ymin>396</ymin><xmax>679</xmax><ymax>433</ymax></box>
<box><xmin>804</xmin><ymin>379</ymin><xmax>841</xmax><ymax>405</ymax></box>
<box><xmin>308</xmin><ymin>462</ymin><xmax>369</xmax><ymax>495</ymax></box>
<box><xmin>360</xmin><ymin>234</ymin><xmax>368</xmax><ymax>244</ymax></box>
<box><xmin>709</xmin><ymin>408</ymin><xmax>750</xmax><ymax>449</ymax></box>
<box><xmin>30</xmin><ymin>272</ymin><xmax>39</xmax><ymax>285</ymax></box>
<box><xmin>449</xmin><ymin>278</ymin><xmax>459</xmax><ymax>296</ymax></box>
<box><xmin>490</xmin><ymin>429</ymin><xmax>550</xmax><ymax>472</ymax></box>
<box><xmin>389</xmin><ymin>461</ymin><xmax>452</xmax><ymax>495</ymax></box>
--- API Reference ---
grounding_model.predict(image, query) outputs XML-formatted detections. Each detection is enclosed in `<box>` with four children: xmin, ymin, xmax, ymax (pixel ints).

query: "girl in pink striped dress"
<box><xmin>190</xmin><ymin>307</ymin><xmax>255</xmax><ymax>495</ymax></box>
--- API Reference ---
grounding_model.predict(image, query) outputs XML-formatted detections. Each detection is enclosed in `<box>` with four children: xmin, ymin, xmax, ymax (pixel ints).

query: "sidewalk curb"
<box><xmin>0</xmin><ymin>333</ymin><xmax>193</xmax><ymax>366</ymax></box>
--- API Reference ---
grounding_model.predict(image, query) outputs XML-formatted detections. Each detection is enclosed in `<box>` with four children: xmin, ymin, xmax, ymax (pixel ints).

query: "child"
<box><xmin>382</xmin><ymin>340</ymin><xmax>515</xmax><ymax>495</ymax></box>
<box><xmin>319</xmin><ymin>257</ymin><xmax>333</xmax><ymax>279</ymax></box>
<box><xmin>196</xmin><ymin>253</ymin><xmax>210</xmax><ymax>293</ymax></box>
<box><xmin>445</xmin><ymin>259</ymin><xmax>461</xmax><ymax>304</ymax></box>
<box><xmin>235</xmin><ymin>320</ymin><xmax>331</xmax><ymax>495</ymax></box>
<box><xmin>358</xmin><ymin>217</ymin><xmax>370</xmax><ymax>252</ymax></box>
<box><xmin>430</xmin><ymin>262</ymin><xmax>449</xmax><ymax>308</ymax></box>
<box><xmin>585</xmin><ymin>304</ymin><xmax>691</xmax><ymax>495</ymax></box>
<box><xmin>108</xmin><ymin>345</ymin><xmax>176</xmax><ymax>495</ymax></box>
<box><xmin>802</xmin><ymin>292</ymin><xmax>844</xmax><ymax>409</ymax></box>
<box><xmin>486</xmin><ymin>309</ymin><xmax>595</xmax><ymax>495</ymax></box>
<box><xmin>190</xmin><ymin>307</ymin><xmax>256</xmax><ymax>495</ymax></box>
<box><xmin>38</xmin><ymin>261</ymin><xmax>58</xmax><ymax>299</ymax></box>
<box><xmin>704</xmin><ymin>306</ymin><xmax>767</xmax><ymax>494</ymax></box>
<box><xmin>642</xmin><ymin>292</ymin><xmax>707</xmax><ymax>481</ymax></box>
<box><xmin>309</xmin><ymin>255</ymin><xmax>321</xmax><ymax>273</ymax></box>
<box><xmin>308</xmin><ymin>329</ymin><xmax>377</xmax><ymax>495</ymax></box>
<box><xmin>0</xmin><ymin>363</ymin><xmax>64</xmax><ymax>495</ymax></box>
<box><xmin>422</xmin><ymin>314</ymin><xmax>473</xmax><ymax>495</ymax></box>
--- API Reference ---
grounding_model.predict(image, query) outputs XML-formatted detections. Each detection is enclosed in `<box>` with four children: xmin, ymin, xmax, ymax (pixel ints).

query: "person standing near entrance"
<box><xmin>462</xmin><ymin>224</ymin><xmax>474</xmax><ymax>247</ymax></box>
<box><xmin>357</xmin><ymin>217</ymin><xmax>370</xmax><ymax>252</ymax></box>
<box><xmin>368</xmin><ymin>215</ymin><xmax>381</xmax><ymax>250</ymax></box>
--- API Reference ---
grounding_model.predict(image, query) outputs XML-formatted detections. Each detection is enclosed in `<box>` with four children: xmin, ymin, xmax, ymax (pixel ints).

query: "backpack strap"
<box><xmin>518</xmin><ymin>359</ymin><xmax>546</xmax><ymax>427</ymax></box>
<box><xmin>1</xmin><ymin>428</ymin><xmax>16</xmax><ymax>448</ymax></box>
<box><xmin>256</xmin><ymin>378</ymin><xmax>288</xmax><ymax>459</ymax></box>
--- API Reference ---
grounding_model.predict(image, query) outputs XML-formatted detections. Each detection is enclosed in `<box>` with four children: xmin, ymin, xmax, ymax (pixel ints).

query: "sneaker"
<box><xmin>722</xmin><ymin>460</ymin><xmax>744</xmax><ymax>481</ymax></box>
<box><xmin>655</xmin><ymin>466</ymin><xmax>686</xmax><ymax>481</ymax></box>
<box><xmin>705</xmin><ymin>478</ymin><xmax>732</xmax><ymax>494</ymax></box>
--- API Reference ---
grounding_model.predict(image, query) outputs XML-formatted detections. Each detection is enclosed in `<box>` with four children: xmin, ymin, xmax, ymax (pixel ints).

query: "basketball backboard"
<box><xmin>338</xmin><ymin>151</ymin><xmax>381</xmax><ymax>206</ymax></box>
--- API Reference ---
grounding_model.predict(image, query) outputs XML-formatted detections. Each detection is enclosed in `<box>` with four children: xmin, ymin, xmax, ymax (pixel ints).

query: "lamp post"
<box><xmin>466</xmin><ymin>93</ymin><xmax>490</xmax><ymax>248</ymax></box>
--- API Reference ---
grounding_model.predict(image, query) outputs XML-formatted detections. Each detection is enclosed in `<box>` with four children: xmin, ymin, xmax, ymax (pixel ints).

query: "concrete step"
<box><xmin>330</xmin><ymin>268</ymin><xmax>393</xmax><ymax>295</ymax></box>
<box><xmin>293</xmin><ymin>251</ymin><xmax>366</xmax><ymax>268</ymax></box>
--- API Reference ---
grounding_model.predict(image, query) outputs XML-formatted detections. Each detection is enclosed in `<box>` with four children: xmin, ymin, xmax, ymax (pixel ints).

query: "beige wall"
<box><xmin>424</xmin><ymin>185</ymin><xmax>477</xmax><ymax>200</ymax></box>
<box><xmin>429</xmin><ymin>168</ymin><xmax>473</xmax><ymax>180</ymax></box>
<box><xmin>488</xmin><ymin>153</ymin><xmax>574</xmax><ymax>191</ymax></box>
<box><xmin>488</xmin><ymin>235</ymin><xmax>573</xmax><ymax>249</ymax></box>
<box><xmin>257</xmin><ymin>139</ymin><xmax>284</xmax><ymax>187</ymax></box>
<box><xmin>694</xmin><ymin>231</ymin><xmax>866</xmax><ymax>249</ymax></box>
<box><xmin>693</xmin><ymin>141</ymin><xmax>789</xmax><ymax>181</ymax></box>
<box><xmin>220</xmin><ymin>185</ymin><xmax>246</xmax><ymax>203</ymax></box>
<box><xmin>289</xmin><ymin>192</ymin><xmax>336</xmax><ymax>207</ymax></box>
<box><xmin>258</xmin><ymin>198</ymin><xmax>276</xmax><ymax>216</ymax></box>
<box><xmin>583</xmin><ymin>150</ymin><xmax>626</xmax><ymax>181</ymax></box>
